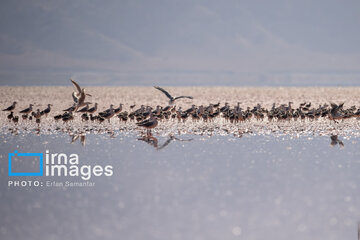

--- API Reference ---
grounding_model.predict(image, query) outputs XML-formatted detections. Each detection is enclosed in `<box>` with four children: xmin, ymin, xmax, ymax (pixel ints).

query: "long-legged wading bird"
<box><xmin>63</xmin><ymin>103</ymin><xmax>76</xmax><ymax>112</ymax></box>
<box><xmin>76</xmin><ymin>102</ymin><xmax>91</xmax><ymax>113</ymax></box>
<box><xmin>32</xmin><ymin>109</ymin><xmax>42</xmax><ymax>125</ymax></box>
<box><xmin>154</xmin><ymin>86</ymin><xmax>193</xmax><ymax>105</ymax></box>
<box><xmin>12</xmin><ymin>116</ymin><xmax>19</xmax><ymax>124</ymax></box>
<box><xmin>137</xmin><ymin>136</ymin><xmax>159</xmax><ymax>148</ymax></box>
<box><xmin>7</xmin><ymin>112</ymin><xmax>14</xmax><ymax>121</ymax></box>
<box><xmin>328</xmin><ymin>102</ymin><xmax>344</xmax><ymax>121</ymax></box>
<box><xmin>99</xmin><ymin>104</ymin><xmax>115</xmax><ymax>123</ymax></box>
<box><xmin>40</xmin><ymin>104</ymin><xmax>52</xmax><ymax>116</ymax></box>
<box><xmin>62</xmin><ymin>110</ymin><xmax>74</xmax><ymax>123</ymax></box>
<box><xmin>19</xmin><ymin>104</ymin><xmax>33</xmax><ymax>114</ymax></box>
<box><xmin>70</xmin><ymin>79</ymin><xmax>91</xmax><ymax>109</ymax></box>
<box><xmin>87</xmin><ymin>103</ymin><xmax>98</xmax><ymax>114</ymax></box>
<box><xmin>114</xmin><ymin>103</ymin><xmax>123</xmax><ymax>114</ymax></box>
<box><xmin>136</xmin><ymin>114</ymin><xmax>158</xmax><ymax>136</ymax></box>
<box><xmin>330</xmin><ymin>135</ymin><xmax>344</xmax><ymax>147</ymax></box>
<box><xmin>3</xmin><ymin>102</ymin><xmax>17</xmax><ymax>111</ymax></box>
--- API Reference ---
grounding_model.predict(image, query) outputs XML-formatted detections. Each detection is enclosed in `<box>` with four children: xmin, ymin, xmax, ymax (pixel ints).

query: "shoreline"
<box><xmin>1</xmin><ymin>87</ymin><xmax>360</xmax><ymax>136</ymax></box>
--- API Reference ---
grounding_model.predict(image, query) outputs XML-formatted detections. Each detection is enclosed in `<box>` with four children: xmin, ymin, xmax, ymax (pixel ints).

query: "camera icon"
<box><xmin>8</xmin><ymin>150</ymin><xmax>43</xmax><ymax>176</ymax></box>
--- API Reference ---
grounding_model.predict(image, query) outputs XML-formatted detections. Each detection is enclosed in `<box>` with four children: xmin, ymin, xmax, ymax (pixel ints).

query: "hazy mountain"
<box><xmin>0</xmin><ymin>0</ymin><xmax>359</xmax><ymax>86</ymax></box>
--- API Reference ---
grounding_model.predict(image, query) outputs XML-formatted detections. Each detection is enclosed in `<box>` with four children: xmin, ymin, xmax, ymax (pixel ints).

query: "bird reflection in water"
<box><xmin>7</xmin><ymin>128</ymin><xmax>19</xmax><ymax>136</ymax></box>
<box><xmin>34</xmin><ymin>128</ymin><xmax>40</xmax><ymax>136</ymax></box>
<box><xmin>138</xmin><ymin>135</ymin><xmax>193</xmax><ymax>150</ymax></box>
<box><xmin>70</xmin><ymin>134</ymin><xmax>86</xmax><ymax>146</ymax></box>
<box><xmin>330</xmin><ymin>135</ymin><xmax>344</xmax><ymax>148</ymax></box>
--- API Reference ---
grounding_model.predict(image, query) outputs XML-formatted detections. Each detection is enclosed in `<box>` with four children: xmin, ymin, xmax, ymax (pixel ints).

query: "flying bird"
<box><xmin>154</xmin><ymin>86</ymin><xmax>193</xmax><ymax>105</ymax></box>
<box><xmin>70</xmin><ymin>79</ymin><xmax>91</xmax><ymax>109</ymax></box>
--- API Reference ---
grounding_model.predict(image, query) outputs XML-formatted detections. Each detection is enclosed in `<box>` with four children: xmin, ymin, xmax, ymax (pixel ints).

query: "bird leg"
<box><xmin>146</xmin><ymin>129</ymin><xmax>153</xmax><ymax>137</ymax></box>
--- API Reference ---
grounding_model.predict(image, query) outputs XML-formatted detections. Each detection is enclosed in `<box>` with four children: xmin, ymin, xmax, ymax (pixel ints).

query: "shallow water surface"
<box><xmin>1</xmin><ymin>133</ymin><xmax>360</xmax><ymax>240</ymax></box>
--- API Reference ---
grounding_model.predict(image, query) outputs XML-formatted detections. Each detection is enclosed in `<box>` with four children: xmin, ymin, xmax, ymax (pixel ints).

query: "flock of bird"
<box><xmin>2</xmin><ymin>80</ymin><xmax>360</xmax><ymax>136</ymax></box>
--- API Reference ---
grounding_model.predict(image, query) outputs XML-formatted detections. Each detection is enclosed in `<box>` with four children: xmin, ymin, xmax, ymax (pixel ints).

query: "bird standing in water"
<box><xmin>70</xmin><ymin>79</ymin><xmax>91</xmax><ymax>110</ymax></box>
<box><xmin>32</xmin><ymin>109</ymin><xmax>42</xmax><ymax>125</ymax></box>
<box><xmin>19</xmin><ymin>104</ymin><xmax>33</xmax><ymax>114</ymax></box>
<box><xmin>87</xmin><ymin>103</ymin><xmax>98</xmax><ymax>114</ymax></box>
<box><xmin>328</xmin><ymin>102</ymin><xmax>344</xmax><ymax>122</ymax></box>
<box><xmin>136</xmin><ymin>114</ymin><xmax>158</xmax><ymax>136</ymax></box>
<box><xmin>3</xmin><ymin>102</ymin><xmax>17</xmax><ymax>111</ymax></box>
<box><xmin>40</xmin><ymin>104</ymin><xmax>52</xmax><ymax>117</ymax></box>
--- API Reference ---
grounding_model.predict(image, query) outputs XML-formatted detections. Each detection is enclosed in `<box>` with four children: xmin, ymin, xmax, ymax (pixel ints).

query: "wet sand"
<box><xmin>1</xmin><ymin>87</ymin><xmax>360</xmax><ymax>136</ymax></box>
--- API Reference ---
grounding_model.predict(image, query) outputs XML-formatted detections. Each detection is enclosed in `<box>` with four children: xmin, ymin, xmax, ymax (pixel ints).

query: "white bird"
<box><xmin>70</xmin><ymin>79</ymin><xmax>91</xmax><ymax>110</ymax></box>
<box><xmin>154</xmin><ymin>86</ymin><xmax>193</xmax><ymax>105</ymax></box>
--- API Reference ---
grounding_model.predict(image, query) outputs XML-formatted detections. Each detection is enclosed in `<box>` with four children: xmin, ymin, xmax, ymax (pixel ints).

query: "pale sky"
<box><xmin>0</xmin><ymin>0</ymin><xmax>360</xmax><ymax>86</ymax></box>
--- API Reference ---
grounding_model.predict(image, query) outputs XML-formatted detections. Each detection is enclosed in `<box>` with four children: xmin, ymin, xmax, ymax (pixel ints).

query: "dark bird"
<box><xmin>328</xmin><ymin>103</ymin><xmax>344</xmax><ymax>121</ymax></box>
<box><xmin>62</xmin><ymin>111</ymin><xmax>74</xmax><ymax>123</ymax></box>
<box><xmin>40</xmin><ymin>104</ymin><xmax>52</xmax><ymax>116</ymax></box>
<box><xmin>7</xmin><ymin>112</ymin><xmax>14</xmax><ymax>121</ymax></box>
<box><xmin>32</xmin><ymin>109</ymin><xmax>42</xmax><ymax>125</ymax></box>
<box><xmin>99</xmin><ymin>104</ymin><xmax>115</xmax><ymax>123</ymax></box>
<box><xmin>19</xmin><ymin>104</ymin><xmax>33</xmax><ymax>114</ymax></box>
<box><xmin>87</xmin><ymin>103</ymin><xmax>98</xmax><ymax>114</ymax></box>
<box><xmin>76</xmin><ymin>103</ymin><xmax>91</xmax><ymax>113</ymax></box>
<box><xmin>3</xmin><ymin>102</ymin><xmax>17</xmax><ymax>111</ymax></box>
<box><xmin>70</xmin><ymin>134</ymin><xmax>86</xmax><ymax>146</ymax></box>
<box><xmin>154</xmin><ymin>86</ymin><xmax>193</xmax><ymax>105</ymax></box>
<box><xmin>136</xmin><ymin>114</ymin><xmax>158</xmax><ymax>136</ymax></box>
<box><xmin>12</xmin><ymin>116</ymin><xmax>19</xmax><ymax>124</ymax></box>
<box><xmin>63</xmin><ymin>103</ymin><xmax>76</xmax><ymax>112</ymax></box>
<box><xmin>81</xmin><ymin>113</ymin><xmax>89</xmax><ymax>121</ymax></box>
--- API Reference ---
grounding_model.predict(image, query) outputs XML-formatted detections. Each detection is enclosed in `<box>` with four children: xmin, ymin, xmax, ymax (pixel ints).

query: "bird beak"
<box><xmin>86</xmin><ymin>94</ymin><xmax>92</xmax><ymax>97</ymax></box>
